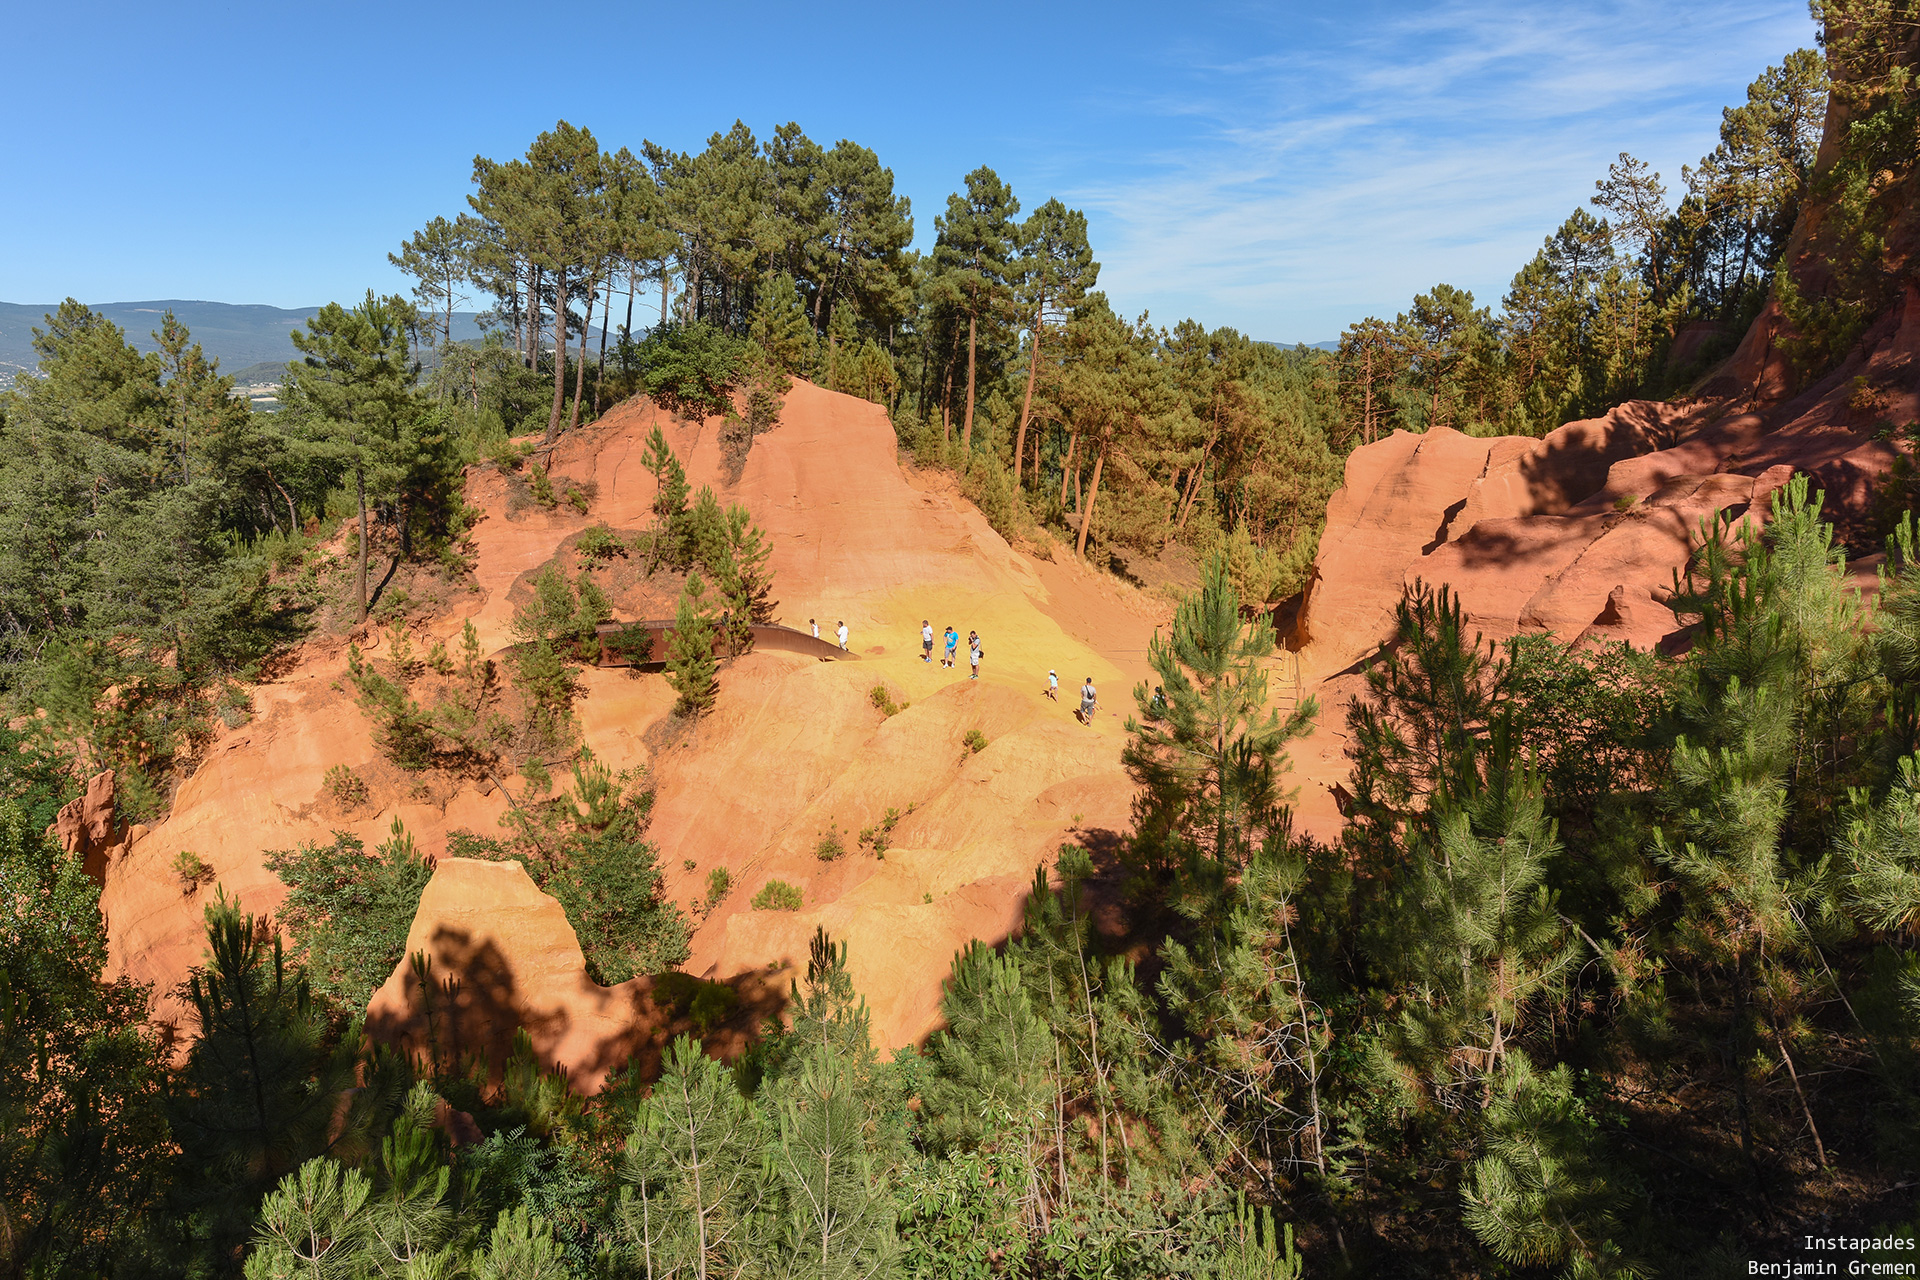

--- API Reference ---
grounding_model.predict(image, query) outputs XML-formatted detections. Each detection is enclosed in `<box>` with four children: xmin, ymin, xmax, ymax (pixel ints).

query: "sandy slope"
<box><xmin>98</xmin><ymin>380</ymin><xmax>1167</xmax><ymax>1069</ymax></box>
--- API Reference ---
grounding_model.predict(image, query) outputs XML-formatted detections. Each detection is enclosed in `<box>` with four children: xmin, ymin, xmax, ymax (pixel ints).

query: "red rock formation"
<box><xmin>52</xmin><ymin>770</ymin><xmax>122</xmax><ymax>888</ymax></box>
<box><xmin>100</xmin><ymin>379</ymin><xmax>1166</xmax><ymax>1074</ymax></box>
<box><xmin>1280</xmin><ymin>205</ymin><xmax>1920</xmax><ymax>843</ymax></box>
<box><xmin>365</xmin><ymin>858</ymin><xmax>790</xmax><ymax>1093</ymax></box>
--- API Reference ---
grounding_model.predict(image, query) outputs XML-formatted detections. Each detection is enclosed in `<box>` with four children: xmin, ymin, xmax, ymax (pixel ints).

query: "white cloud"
<box><xmin>1069</xmin><ymin>0</ymin><xmax>1819</xmax><ymax>340</ymax></box>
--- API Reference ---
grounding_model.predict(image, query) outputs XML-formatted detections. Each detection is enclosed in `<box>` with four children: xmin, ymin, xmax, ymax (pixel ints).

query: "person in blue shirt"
<box><xmin>943</xmin><ymin>626</ymin><xmax>959</xmax><ymax>669</ymax></box>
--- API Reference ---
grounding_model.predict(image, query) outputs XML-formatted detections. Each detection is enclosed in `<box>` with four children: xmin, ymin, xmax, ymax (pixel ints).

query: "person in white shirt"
<box><xmin>1079</xmin><ymin>677</ymin><xmax>1097</xmax><ymax>724</ymax></box>
<box><xmin>1045</xmin><ymin>669</ymin><xmax>1059</xmax><ymax>701</ymax></box>
<box><xmin>921</xmin><ymin>620</ymin><xmax>934</xmax><ymax>662</ymax></box>
<box><xmin>810</xmin><ymin>618</ymin><xmax>819</xmax><ymax>639</ymax></box>
<box><xmin>836</xmin><ymin>620</ymin><xmax>849</xmax><ymax>651</ymax></box>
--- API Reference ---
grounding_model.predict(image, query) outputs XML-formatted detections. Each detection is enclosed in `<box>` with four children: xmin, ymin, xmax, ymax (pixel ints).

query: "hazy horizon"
<box><xmin>4</xmin><ymin>0</ymin><xmax>1816</xmax><ymax>344</ymax></box>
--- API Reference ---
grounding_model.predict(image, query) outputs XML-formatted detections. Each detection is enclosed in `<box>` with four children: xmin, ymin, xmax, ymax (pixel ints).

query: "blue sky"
<box><xmin>3</xmin><ymin>0</ymin><xmax>1817</xmax><ymax>343</ymax></box>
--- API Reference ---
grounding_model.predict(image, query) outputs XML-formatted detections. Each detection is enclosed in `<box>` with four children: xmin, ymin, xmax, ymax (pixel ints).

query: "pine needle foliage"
<box><xmin>667</xmin><ymin>571</ymin><xmax>719</xmax><ymax>715</ymax></box>
<box><xmin>1124</xmin><ymin>552</ymin><xmax>1317</xmax><ymax>880</ymax></box>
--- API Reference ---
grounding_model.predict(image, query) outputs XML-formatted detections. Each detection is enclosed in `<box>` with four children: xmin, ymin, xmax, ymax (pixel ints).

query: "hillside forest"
<box><xmin>6</xmin><ymin>3</ymin><xmax>1920</xmax><ymax>1278</ymax></box>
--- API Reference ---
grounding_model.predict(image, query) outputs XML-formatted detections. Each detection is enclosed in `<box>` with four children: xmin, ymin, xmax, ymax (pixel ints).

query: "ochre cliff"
<box><xmin>94</xmin><ymin>380</ymin><xmax>1166</xmax><ymax>1070</ymax></box>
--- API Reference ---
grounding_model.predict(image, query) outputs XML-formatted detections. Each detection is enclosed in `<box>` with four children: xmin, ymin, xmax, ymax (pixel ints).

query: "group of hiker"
<box><xmin>809</xmin><ymin>618</ymin><xmax>850</xmax><ymax>651</ymax></box>
<box><xmin>920</xmin><ymin>620</ymin><xmax>985</xmax><ymax>680</ymax></box>
<box><xmin>800</xmin><ymin>613</ymin><xmax>1100</xmax><ymax>724</ymax></box>
<box><xmin>915</xmin><ymin>619</ymin><xmax>1099</xmax><ymax>722</ymax></box>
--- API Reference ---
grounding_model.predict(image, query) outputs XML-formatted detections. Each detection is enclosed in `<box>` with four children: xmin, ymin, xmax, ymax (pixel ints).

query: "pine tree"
<box><xmin>282</xmin><ymin>293</ymin><xmax>418</xmax><ymax>622</ymax></box>
<box><xmin>1011</xmin><ymin>197</ymin><xmax>1098</xmax><ymax>487</ymax></box>
<box><xmin>930</xmin><ymin>167</ymin><xmax>1020</xmax><ymax>459</ymax></box>
<box><xmin>920</xmin><ymin>943</ymin><xmax>1053</xmax><ymax>1226</ymax></box>
<box><xmin>639</xmin><ymin>423</ymin><xmax>689</xmax><ymax>572</ymax></box>
<box><xmin>1381</xmin><ymin>736</ymin><xmax>1578</xmax><ymax>1107</ymax></box>
<box><xmin>726</xmin><ymin>503</ymin><xmax>777</xmax><ymax>625</ymax></box>
<box><xmin>388</xmin><ymin>215</ymin><xmax>472</xmax><ymax>351</ymax></box>
<box><xmin>1461</xmin><ymin>1055</ymin><xmax>1633</xmax><ymax>1278</ymax></box>
<box><xmin>749</xmin><ymin>270</ymin><xmax>815</xmax><ymax>374</ymax></box>
<box><xmin>618</xmin><ymin>1035</ymin><xmax>766</xmax><ymax>1279</ymax></box>
<box><xmin>1124</xmin><ymin>553</ymin><xmax>1317</xmax><ymax>878</ymax></box>
<box><xmin>1344</xmin><ymin>581</ymin><xmax>1507</xmax><ymax>854</ymax></box>
<box><xmin>170</xmin><ymin>893</ymin><xmax>386</xmax><ymax>1270</ymax></box>
<box><xmin>759</xmin><ymin>930</ymin><xmax>902</xmax><ymax>1278</ymax></box>
<box><xmin>360</xmin><ymin>1084</ymin><xmax>455</xmax><ymax>1271</ymax></box>
<box><xmin>667</xmin><ymin>572</ymin><xmax>718</xmax><ymax>716</ymax></box>
<box><xmin>244</xmin><ymin>1156</ymin><xmax>372</xmax><ymax>1279</ymax></box>
<box><xmin>1158</xmin><ymin>840</ymin><xmax>1340</xmax><ymax>1219</ymax></box>
<box><xmin>809</xmin><ymin>138</ymin><xmax>915</xmax><ymax>335</ymax></box>
<box><xmin>1653</xmin><ymin>477</ymin><xmax>1867</xmax><ymax>1183</ymax></box>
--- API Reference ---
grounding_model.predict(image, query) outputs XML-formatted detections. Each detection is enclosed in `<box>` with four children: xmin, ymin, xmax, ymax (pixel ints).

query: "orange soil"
<box><xmin>97</xmin><ymin>380</ymin><xmax>1168</xmax><ymax>1068</ymax></box>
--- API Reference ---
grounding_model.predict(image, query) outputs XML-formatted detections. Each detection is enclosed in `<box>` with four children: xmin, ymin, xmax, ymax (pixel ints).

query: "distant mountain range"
<box><xmin>0</xmin><ymin>298</ymin><xmax>1337</xmax><ymax>394</ymax></box>
<box><xmin>0</xmin><ymin>300</ymin><xmax>494</xmax><ymax>391</ymax></box>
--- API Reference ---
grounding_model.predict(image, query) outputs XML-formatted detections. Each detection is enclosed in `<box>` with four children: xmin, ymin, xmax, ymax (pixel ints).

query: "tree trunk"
<box><xmin>1362</xmin><ymin>347</ymin><xmax>1375</xmax><ymax>444</ymax></box>
<box><xmin>355</xmin><ymin>463</ymin><xmax>370</xmax><ymax>623</ymax></box>
<box><xmin>623</xmin><ymin>268</ymin><xmax>637</xmax><ymax>373</ymax></box>
<box><xmin>660</xmin><ymin>267</ymin><xmax>670</xmax><ymax>327</ymax></box>
<box><xmin>545</xmin><ymin>267</ymin><xmax>569</xmax><ymax>443</ymax></box>
<box><xmin>571</xmin><ymin>264</ymin><xmax>597</xmax><ymax>432</ymax></box>
<box><xmin>526</xmin><ymin>264</ymin><xmax>542</xmax><ymax>369</ymax></box>
<box><xmin>1059</xmin><ymin>432</ymin><xmax>1078</xmax><ymax>508</ymax></box>
<box><xmin>1075</xmin><ymin>439</ymin><xmax>1106</xmax><ymax>560</ymax></box>
<box><xmin>1175</xmin><ymin>450</ymin><xmax>1207</xmax><ymax>529</ymax></box>
<box><xmin>962</xmin><ymin>312</ymin><xmax>978</xmax><ymax>459</ymax></box>
<box><xmin>1015</xmin><ymin>307</ymin><xmax>1043</xmax><ymax>487</ymax></box>
<box><xmin>595</xmin><ymin>267</ymin><xmax>613</xmax><ymax>413</ymax></box>
<box><xmin>267</xmin><ymin>471</ymin><xmax>298</xmax><ymax>534</ymax></box>
<box><xmin>512</xmin><ymin>270</ymin><xmax>525</xmax><ymax>366</ymax></box>
<box><xmin>940</xmin><ymin>347</ymin><xmax>956</xmax><ymax>444</ymax></box>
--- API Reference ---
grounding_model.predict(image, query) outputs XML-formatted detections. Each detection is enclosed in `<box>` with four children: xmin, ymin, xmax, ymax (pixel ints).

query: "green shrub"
<box><xmin>604</xmin><ymin>624</ymin><xmax>655</xmax><ymax>666</ymax></box>
<box><xmin>527</xmin><ymin>464</ymin><xmax>558</xmax><ymax>508</ymax></box>
<box><xmin>345</xmin><ymin>644</ymin><xmax>436</xmax><ymax>770</ymax></box>
<box><xmin>705</xmin><ymin>866</ymin><xmax>732</xmax><ymax>910</ymax></box>
<box><xmin>172</xmin><ymin>849</ymin><xmax>214</xmax><ymax>894</ymax></box>
<box><xmin>814</xmin><ymin>827</ymin><xmax>846</xmax><ymax>861</ymax></box>
<box><xmin>651</xmin><ymin>970</ymin><xmax>740</xmax><ymax>1032</ymax></box>
<box><xmin>638</xmin><ymin>321</ymin><xmax>750</xmax><ymax>418</ymax></box>
<box><xmin>324</xmin><ymin>764</ymin><xmax>369</xmax><ymax>808</ymax></box>
<box><xmin>215</xmin><ymin>683</ymin><xmax>252</xmax><ymax>729</ymax></box>
<box><xmin>575</xmin><ymin>523</ymin><xmax>628</xmax><ymax>561</ymax></box>
<box><xmin>963</xmin><ymin>728</ymin><xmax>988</xmax><ymax>754</ymax></box>
<box><xmin>265</xmin><ymin>817</ymin><xmax>434</xmax><ymax>1010</ymax></box>
<box><xmin>869</xmin><ymin>683</ymin><xmax>904</xmax><ymax>716</ymax></box>
<box><xmin>689</xmin><ymin>982</ymin><xmax>737</xmax><ymax>1032</ymax></box>
<box><xmin>858</xmin><ymin>805</ymin><xmax>905</xmax><ymax>856</ymax></box>
<box><xmin>752</xmin><ymin>879</ymin><xmax>803</xmax><ymax>911</ymax></box>
<box><xmin>485</xmin><ymin>436</ymin><xmax>525</xmax><ymax>473</ymax></box>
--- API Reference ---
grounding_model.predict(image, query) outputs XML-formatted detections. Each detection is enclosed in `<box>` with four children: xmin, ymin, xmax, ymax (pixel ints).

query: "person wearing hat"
<box><xmin>1045</xmin><ymin>669</ymin><xmax>1059</xmax><ymax>701</ymax></box>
